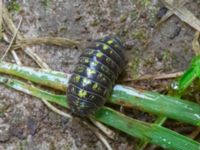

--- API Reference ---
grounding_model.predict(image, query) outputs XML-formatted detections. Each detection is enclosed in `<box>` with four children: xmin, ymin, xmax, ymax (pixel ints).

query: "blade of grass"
<box><xmin>0</xmin><ymin>61</ymin><xmax>69</xmax><ymax>91</ymax></box>
<box><xmin>111</xmin><ymin>85</ymin><xmax>200</xmax><ymax>126</ymax></box>
<box><xmin>0</xmin><ymin>75</ymin><xmax>199</xmax><ymax>150</ymax></box>
<box><xmin>0</xmin><ymin>62</ymin><xmax>199</xmax><ymax>126</ymax></box>
<box><xmin>178</xmin><ymin>55</ymin><xmax>200</xmax><ymax>93</ymax></box>
<box><xmin>94</xmin><ymin>107</ymin><xmax>200</xmax><ymax>150</ymax></box>
<box><xmin>177</xmin><ymin>67</ymin><xmax>197</xmax><ymax>94</ymax></box>
<box><xmin>0</xmin><ymin>76</ymin><xmax>67</xmax><ymax>107</ymax></box>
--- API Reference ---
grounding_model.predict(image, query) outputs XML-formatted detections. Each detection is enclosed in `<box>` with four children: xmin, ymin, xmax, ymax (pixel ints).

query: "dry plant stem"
<box><xmin>24</xmin><ymin>47</ymin><xmax>50</xmax><ymax>69</ymax></box>
<box><xmin>192</xmin><ymin>31</ymin><xmax>200</xmax><ymax>55</ymax></box>
<box><xmin>188</xmin><ymin>127</ymin><xmax>200</xmax><ymax>139</ymax></box>
<box><xmin>15</xmin><ymin>37</ymin><xmax>79</xmax><ymax>48</ymax></box>
<box><xmin>2</xmin><ymin>6</ymin><xmax>51</xmax><ymax>68</ymax></box>
<box><xmin>3</xmin><ymin>33</ymin><xmax>10</xmax><ymax>43</ymax></box>
<box><xmin>90</xmin><ymin>118</ymin><xmax>116</xmax><ymax>140</ymax></box>
<box><xmin>162</xmin><ymin>0</ymin><xmax>200</xmax><ymax>31</ymax></box>
<box><xmin>3</xmin><ymin>33</ymin><xmax>22</xmax><ymax>65</ymax></box>
<box><xmin>2</xmin><ymin>6</ymin><xmax>22</xmax><ymax>40</ymax></box>
<box><xmin>134</xmin><ymin>71</ymin><xmax>183</xmax><ymax>81</ymax></box>
<box><xmin>1</xmin><ymin>17</ymin><xmax>22</xmax><ymax>61</ymax></box>
<box><xmin>157</xmin><ymin>0</ymin><xmax>187</xmax><ymax>27</ymax></box>
<box><xmin>11</xmin><ymin>50</ymin><xmax>22</xmax><ymax>65</ymax></box>
<box><xmin>83</xmin><ymin>121</ymin><xmax>113</xmax><ymax>150</ymax></box>
<box><xmin>42</xmin><ymin>98</ymin><xmax>72</xmax><ymax>119</ymax></box>
<box><xmin>156</xmin><ymin>10</ymin><xmax>173</xmax><ymax>27</ymax></box>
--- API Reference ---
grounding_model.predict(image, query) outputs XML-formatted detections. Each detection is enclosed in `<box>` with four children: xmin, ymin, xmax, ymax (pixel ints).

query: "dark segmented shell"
<box><xmin>67</xmin><ymin>36</ymin><xmax>125</xmax><ymax>116</ymax></box>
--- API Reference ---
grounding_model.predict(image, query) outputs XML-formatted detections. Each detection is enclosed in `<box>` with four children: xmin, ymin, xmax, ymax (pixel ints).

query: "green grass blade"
<box><xmin>0</xmin><ymin>61</ymin><xmax>68</xmax><ymax>91</ymax></box>
<box><xmin>178</xmin><ymin>67</ymin><xmax>197</xmax><ymax>93</ymax></box>
<box><xmin>0</xmin><ymin>76</ymin><xmax>67</xmax><ymax>107</ymax></box>
<box><xmin>111</xmin><ymin>85</ymin><xmax>200</xmax><ymax>126</ymax></box>
<box><xmin>94</xmin><ymin>107</ymin><xmax>200</xmax><ymax>150</ymax></box>
<box><xmin>178</xmin><ymin>55</ymin><xmax>200</xmax><ymax>93</ymax></box>
<box><xmin>0</xmin><ymin>76</ymin><xmax>199</xmax><ymax>150</ymax></box>
<box><xmin>0</xmin><ymin>62</ymin><xmax>199</xmax><ymax>126</ymax></box>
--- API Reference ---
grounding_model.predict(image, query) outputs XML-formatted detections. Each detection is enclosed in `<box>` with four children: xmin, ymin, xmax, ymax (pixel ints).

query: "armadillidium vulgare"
<box><xmin>67</xmin><ymin>36</ymin><xmax>125</xmax><ymax>116</ymax></box>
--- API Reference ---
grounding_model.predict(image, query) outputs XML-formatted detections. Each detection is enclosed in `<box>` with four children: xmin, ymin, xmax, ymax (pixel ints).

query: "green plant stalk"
<box><xmin>111</xmin><ymin>85</ymin><xmax>200</xmax><ymax>126</ymax></box>
<box><xmin>178</xmin><ymin>55</ymin><xmax>200</xmax><ymax>93</ymax></box>
<box><xmin>0</xmin><ymin>61</ymin><xmax>68</xmax><ymax>91</ymax></box>
<box><xmin>178</xmin><ymin>67</ymin><xmax>197</xmax><ymax>94</ymax></box>
<box><xmin>0</xmin><ymin>76</ymin><xmax>199</xmax><ymax>150</ymax></box>
<box><xmin>0</xmin><ymin>62</ymin><xmax>199</xmax><ymax>126</ymax></box>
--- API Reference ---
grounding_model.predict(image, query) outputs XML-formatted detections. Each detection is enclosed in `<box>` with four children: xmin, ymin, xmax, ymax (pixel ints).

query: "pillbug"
<box><xmin>67</xmin><ymin>36</ymin><xmax>125</xmax><ymax>116</ymax></box>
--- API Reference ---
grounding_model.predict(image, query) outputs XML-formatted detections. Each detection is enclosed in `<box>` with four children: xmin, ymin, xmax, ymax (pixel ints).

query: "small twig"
<box><xmin>24</xmin><ymin>47</ymin><xmax>50</xmax><ymax>69</ymax></box>
<box><xmin>2</xmin><ymin>33</ymin><xmax>10</xmax><ymax>43</ymax></box>
<box><xmin>83</xmin><ymin>121</ymin><xmax>113</xmax><ymax>150</ymax></box>
<box><xmin>15</xmin><ymin>37</ymin><xmax>80</xmax><ymax>48</ymax></box>
<box><xmin>2</xmin><ymin>5</ymin><xmax>50</xmax><ymax>69</ymax></box>
<box><xmin>3</xmin><ymin>33</ymin><xmax>22</xmax><ymax>65</ymax></box>
<box><xmin>156</xmin><ymin>10</ymin><xmax>173</xmax><ymax>27</ymax></box>
<box><xmin>11</xmin><ymin>50</ymin><xmax>21</xmax><ymax>65</ymax></box>
<box><xmin>90</xmin><ymin>118</ymin><xmax>116</xmax><ymax>140</ymax></box>
<box><xmin>126</xmin><ymin>71</ymin><xmax>183</xmax><ymax>81</ymax></box>
<box><xmin>2</xmin><ymin>6</ymin><xmax>22</xmax><ymax>40</ymax></box>
<box><xmin>156</xmin><ymin>0</ymin><xmax>187</xmax><ymax>27</ymax></box>
<box><xmin>192</xmin><ymin>31</ymin><xmax>200</xmax><ymax>55</ymax></box>
<box><xmin>42</xmin><ymin>98</ymin><xmax>72</xmax><ymax>119</ymax></box>
<box><xmin>1</xmin><ymin>17</ymin><xmax>22</xmax><ymax>61</ymax></box>
<box><xmin>162</xmin><ymin>0</ymin><xmax>200</xmax><ymax>31</ymax></box>
<box><xmin>188</xmin><ymin>127</ymin><xmax>200</xmax><ymax>139</ymax></box>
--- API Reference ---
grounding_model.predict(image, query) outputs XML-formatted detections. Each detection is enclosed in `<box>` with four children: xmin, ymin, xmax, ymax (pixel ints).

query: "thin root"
<box><xmin>24</xmin><ymin>47</ymin><xmax>50</xmax><ymax>69</ymax></box>
<box><xmin>42</xmin><ymin>99</ymin><xmax>72</xmax><ymax>119</ymax></box>
<box><xmin>126</xmin><ymin>71</ymin><xmax>183</xmax><ymax>81</ymax></box>
<box><xmin>11</xmin><ymin>50</ymin><xmax>22</xmax><ymax>65</ymax></box>
<box><xmin>90</xmin><ymin>118</ymin><xmax>116</xmax><ymax>140</ymax></box>
<box><xmin>1</xmin><ymin>17</ymin><xmax>22</xmax><ymax>61</ymax></box>
<box><xmin>14</xmin><ymin>37</ymin><xmax>80</xmax><ymax>48</ymax></box>
<box><xmin>83</xmin><ymin>121</ymin><xmax>113</xmax><ymax>150</ymax></box>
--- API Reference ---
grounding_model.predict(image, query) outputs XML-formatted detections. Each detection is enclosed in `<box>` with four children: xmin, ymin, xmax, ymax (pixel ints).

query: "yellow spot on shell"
<box><xmin>103</xmin><ymin>44</ymin><xmax>109</xmax><ymax>50</ymax></box>
<box><xmin>82</xmin><ymin>78</ymin><xmax>91</xmax><ymax>86</ymax></box>
<box><xmin>71</xmin><ymin>87</ymin><xmax>75</xmax><ymax>92</ymax></box>
<box><xmin>96</xmin><ymin>52</ymin><xmax>103</xmax><ymax>58</ymax></box>
<box><xmin>77</xmin><ymin>66</ymin><xmax>84</xmax><ymax>73</ymax></box>
<box><xmin>91</xmin><ymin>61</ymin><xmax>98</xmax><ymax>66</ymax></box>
<box><xmin>92</xmin><ymin>83</ymin><xmax>98</xmax><ymax>90</ymax></box>
<box><xmin>87</xmin><ymin>49</ymin><xmax>94</xmax><ymax>55</ymax></box>
<box><xmin>107</xmin><ymin>40</ymin><xmax>113</xmax><ymax>44</ymax></box>
<box><xmin>74</xmin><ymin>75</ymin><xmax>81</xmax><ymax>82</ymax></box>
<box><xmin>84</xmin><ymin>58</ymin><xmax>89</xmax><ymax>63</ymax></box>
<box><xmin>87</xmin><ymin>69</ymin><xmax>96</xmax><ymax>75</ymax></box>
<box><xmin>106</xmin><ymin>58</ymin><xmax>111</xmax><ymax>63</ymax></box>
<box><xmin>78</xmin><ymin>90</ymin><xmax>87</xmax><ymax>98</ymax></box>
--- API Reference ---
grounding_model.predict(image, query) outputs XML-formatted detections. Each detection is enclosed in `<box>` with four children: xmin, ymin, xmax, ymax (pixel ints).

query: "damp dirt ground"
<box><xmin>0</xmin><ymin>0</ymin><xmax>200</xmax><ymax>150</ymax></box>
